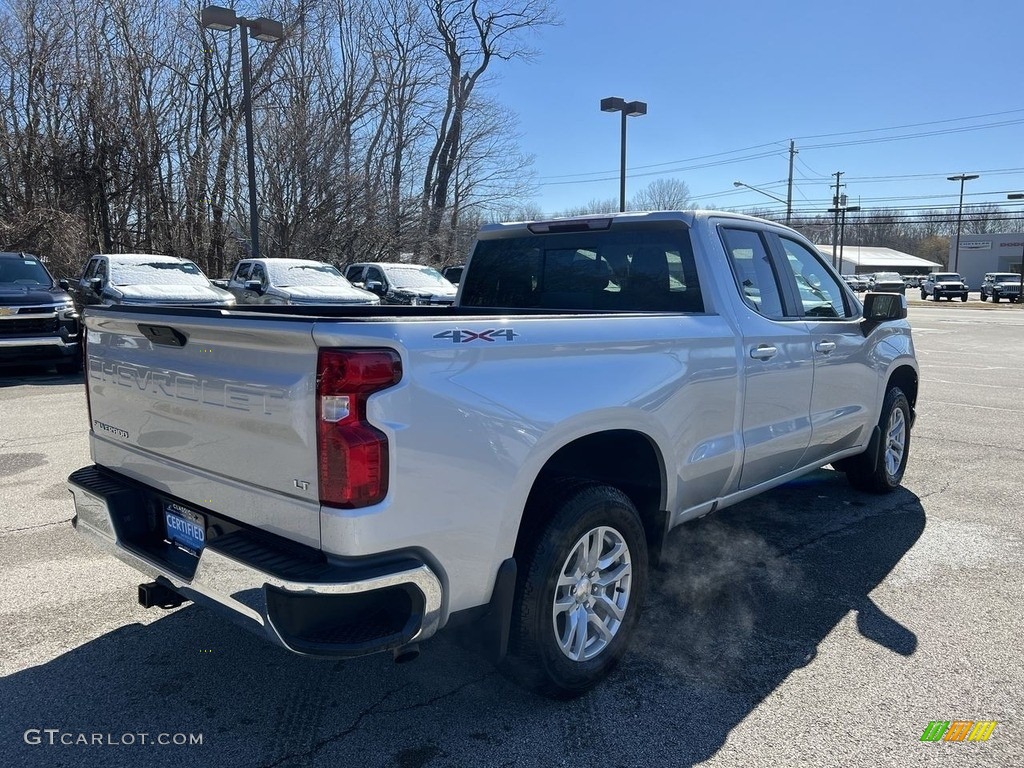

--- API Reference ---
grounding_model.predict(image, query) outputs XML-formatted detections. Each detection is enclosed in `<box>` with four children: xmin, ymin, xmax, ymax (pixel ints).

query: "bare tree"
<box><xmin>420</xmin><ymin>0</ymin><xmax>557</xmax><ymax>258</ymax></box>
<box><xmin>630</xmin><ymin>177</ymin><xmax>691</xmax><ymax>211</ymax></box>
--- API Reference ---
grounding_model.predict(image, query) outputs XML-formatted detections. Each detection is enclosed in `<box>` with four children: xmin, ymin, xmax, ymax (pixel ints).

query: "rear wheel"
<box><xmin>503</xmin><ymin>481</ymin><xmax>649</xmax><ymax>699</ymax></box>
<box><xmin>845</xmin><ymin>387</ymin><xmax>911</xmax><ymax>493</ymax></box>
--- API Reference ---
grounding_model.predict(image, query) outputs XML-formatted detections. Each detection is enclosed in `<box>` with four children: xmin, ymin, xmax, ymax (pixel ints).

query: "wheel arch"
<box><xmin>514</xmin><ymin>429</ymin><xmax>669</xmax><ymax>567</ymax></box>
<box><xmin>887</xmin><ymin>364</ymin><xmax>918</xmax><ymax>414</ymax></box>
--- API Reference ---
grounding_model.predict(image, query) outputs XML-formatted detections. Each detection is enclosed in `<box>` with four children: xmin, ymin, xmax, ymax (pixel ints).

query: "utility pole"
<box><xmin>831</xmin><ymin>172</ymin><xmax>844</xmax><ymax>268</ymax></box>
<box><xmin>786</xmin><ymin>140</ymin><xmax>797</xmax><ymax>226</ymax></box>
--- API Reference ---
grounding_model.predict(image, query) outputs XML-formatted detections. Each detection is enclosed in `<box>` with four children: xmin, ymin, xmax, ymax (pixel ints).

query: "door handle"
<box><xmin>750</xmin><ymin>344</ymin><xmax>778</xmax><ymax>360</ymax></box>
<box><xmin>816</xmin><ymin>340</ymin><xmax>837</xmax><ymax>354</ymax></box>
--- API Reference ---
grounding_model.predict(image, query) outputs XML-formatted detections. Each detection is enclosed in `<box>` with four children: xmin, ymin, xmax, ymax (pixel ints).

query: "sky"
<box><xmin>487</xmin><ymin>0</ymin><xmax>1024</xmax><ymax>222</ymax></box>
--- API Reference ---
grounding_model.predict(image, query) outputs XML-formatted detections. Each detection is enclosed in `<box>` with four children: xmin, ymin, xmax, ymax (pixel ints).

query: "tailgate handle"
<box><xmin>138</xmin><ymin>324</ymin><xmax>188</xmax><ymax>348</ymax></box>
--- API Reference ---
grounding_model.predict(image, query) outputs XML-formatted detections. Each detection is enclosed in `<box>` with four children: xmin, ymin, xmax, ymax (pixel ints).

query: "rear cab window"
<box><xmin>233</xmin><ymin>262</ymin><xmax>252</xmax><ymax>282</ymax></box>
<box><xmin>460</xmin><ymin>222</ymin><xmax>703</xmax><ymax>312</ymax></box>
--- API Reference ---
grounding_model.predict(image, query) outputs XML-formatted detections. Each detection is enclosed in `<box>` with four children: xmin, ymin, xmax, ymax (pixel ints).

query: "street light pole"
<box><xmin>238</xmin><ymin>28</ymin><xmax>259</xmax><ymax>260</ymax></box>
<box><xmin>1007</xmin><ymin>193</ymin><xmax>1024</xmax><ymax>304</ymax></box>
<box><xmin>600</xmin><ymin>97</ymin><xmax>647</xmax><ymax>213</ymax></box>
<box><xmin>948</xmin><ymin>173</ymin><xmax>979</xmax><ymax>273</ymax></box>
<box><xmin>201</xmin><ymin>5</ymin><xmax>284</xmax><ymax>260</ymax></box>
<box><xmin>838</xmin><ymin>205</ymin><xmax>860</xmax><ymax>273</ymax></box>
<box><xmin>828</xmin><ymin>200</ymin><xmax>859</xmax><ymax>274</ymax></box>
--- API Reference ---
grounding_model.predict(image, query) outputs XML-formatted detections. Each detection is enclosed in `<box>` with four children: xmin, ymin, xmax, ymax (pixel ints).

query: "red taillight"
<box><xmin>316</xmin><ymin>349</ymin><xmax>402</xmax><ymax>508</ymax></box>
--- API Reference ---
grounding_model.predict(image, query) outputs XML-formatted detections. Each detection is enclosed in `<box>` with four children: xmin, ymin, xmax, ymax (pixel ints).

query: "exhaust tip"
<box><xmin>392</xmin><ymin>643</ymin><xmax>420</xmax><ymax>664</ymax></box>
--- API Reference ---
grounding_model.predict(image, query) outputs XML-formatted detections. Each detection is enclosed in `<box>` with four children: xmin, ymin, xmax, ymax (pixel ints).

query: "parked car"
<box><xmin>441</xmin><ymin>264</ymin><xmax>465</xmax><ymax>286</ymax></box>
<box><xmin>71</xmin><ymin>254</ymin><xmax>235</xmax><ymax>310</ymax></box>
<box><xmin>867</xmin><ymin>272</ymin><xmax>906</xmax><ymax>295</ymax></box>
<box><xmin>979</xmin><ymin>272</ymin><xmax>1022</xmax><ymax>303</ymax></box>
<box><xmin>68</xmin><ymin>210</ymin><xmax>917</xmax><ymax>699</ymax></box>
<box><xmin>921</xmin><ymin>272</ymin><xmax>969</xmax><ymax>302</ymax></box>
<box><xmin>0</xmin><ymin>251</ymin><xmax>81</xmax><ymax>373</ymax></box>
<box><xmin>225</xmin><ymin>258</ymin><xmax>379</xmax><ymax>306</ymax></box>
<box><xmin>841</xmin><ymin>274</ymin><xmax>868</xmax><ymax>291</ymax></box>
<box><xmin>344</xmin><ymin>262</ymin><xmax>457</xmax><ymax>305</ymax></box>
<box><xmin>901</xmin><ymin>274</ymin><xmax>924</xmax><ymax>288</ymax></box>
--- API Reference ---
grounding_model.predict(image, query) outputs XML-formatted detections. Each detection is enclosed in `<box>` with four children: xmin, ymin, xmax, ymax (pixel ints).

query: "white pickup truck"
<box><xmin>68</xmin><ymin>211</ymin><xmax>917</xmax><ymax>698</ymax></box>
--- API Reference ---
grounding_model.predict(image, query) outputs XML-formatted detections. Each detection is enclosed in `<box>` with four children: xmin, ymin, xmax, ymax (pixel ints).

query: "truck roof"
<box><xmin>477</xmin><ymin>209</ymin><xmax>778</xmax><ymax>236</ymax></box>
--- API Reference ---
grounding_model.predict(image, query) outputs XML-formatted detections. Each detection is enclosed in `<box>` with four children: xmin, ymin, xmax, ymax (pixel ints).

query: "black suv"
<box><xmin>0</xmin><ymin>252</ymin><xmax>82</xmax><ymax>373</ymax></box>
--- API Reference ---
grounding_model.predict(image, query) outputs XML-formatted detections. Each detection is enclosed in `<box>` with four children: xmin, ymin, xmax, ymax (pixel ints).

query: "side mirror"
<box><xmin>365</xmin><ymin>280</ymin><xmax>384</xmax><ymax>294</ymax></box>
<box><xmin>58</xmin><ymin>278</ymin><xmax>70</xmax><ymax>290</ymax></box>
<box><xmin>211</xmin><ymin>279</ymin><xmax>229</xmax><ymax>289</ymax></box>
<box><xmin>862</xmin><ymin>291</ymin><xmax>907</xmax><ymax>333</ymax></box>
<box><xmin>244</xmin><ymin>279</ymin><xmax>264</xmax><ymax>295</ymax></box>
<box><xmin>88</xmin><ymin>277</ymin><xmax>102</xmax><ymax>293</ymax></box>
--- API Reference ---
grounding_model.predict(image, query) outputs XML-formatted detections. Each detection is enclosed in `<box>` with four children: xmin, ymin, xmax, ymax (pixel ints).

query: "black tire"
<box><xmin>920</xmin><ymin>289</ymin><xmax>927</xmax><ymax>300</ymax></box>
<box><xmin>844</xmin><ymin>387</ymin><xmax>911</xmax><ymax>493</ymax></box>
<box><xmin>992</xmin><ymin>293</ymin><xmax>999</xmax><ymax>303</ymax></box>
<box><xmin>502</xmin><ymin>481</ymin><xmax>649</xmax><ymax>699</ymax></box>
<box><xmin>961</xmin><ymin>294</ymin><xmax>968</xmax><ymax>302</ymax></box>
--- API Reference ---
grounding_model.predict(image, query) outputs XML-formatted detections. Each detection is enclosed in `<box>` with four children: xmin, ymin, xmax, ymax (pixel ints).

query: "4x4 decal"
<box><xmin>433</xmin><ymin>329</ymin><xmax>519</xmax><ymax>343</ymax></box>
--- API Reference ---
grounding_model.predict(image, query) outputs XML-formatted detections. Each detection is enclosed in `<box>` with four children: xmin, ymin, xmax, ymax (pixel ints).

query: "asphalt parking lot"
<box><xmin>1</xmin><ymin>302</ymin><xmax>1022</xmax><ymax>768</ymax></box>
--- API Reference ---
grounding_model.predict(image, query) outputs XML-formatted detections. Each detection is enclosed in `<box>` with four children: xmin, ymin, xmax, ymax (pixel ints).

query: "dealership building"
<box><xmin>812</xmin><ymin>245</ymin><xmax>941</xmax><ymax>276</ymax></box>
<box><xmin>949</xmin><ymin>233</ymin><xmax>1024</xmax><ymax>288</ymax></box>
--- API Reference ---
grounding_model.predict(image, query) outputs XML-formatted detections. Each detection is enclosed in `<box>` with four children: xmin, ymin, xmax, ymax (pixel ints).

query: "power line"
<box><xmin>537</xmin><ymin>109</ymin><xmax>1024</xmax><ymax>185</ymax></box>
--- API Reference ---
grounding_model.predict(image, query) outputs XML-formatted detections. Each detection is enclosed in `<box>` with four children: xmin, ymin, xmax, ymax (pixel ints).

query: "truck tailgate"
<box><xmin>85</xmin><ymin>309</ymin><xmax>322</xmax><ymax>546</ymax></box>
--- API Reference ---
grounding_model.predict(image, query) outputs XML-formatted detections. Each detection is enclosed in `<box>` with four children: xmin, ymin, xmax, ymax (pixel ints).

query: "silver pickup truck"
<box><xmin>67</xmin><ymin>211</ymin><xmax>917</xmax><ymax>698</ymax></box>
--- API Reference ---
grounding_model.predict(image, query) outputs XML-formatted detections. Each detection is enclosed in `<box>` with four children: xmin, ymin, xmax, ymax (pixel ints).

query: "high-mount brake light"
<box><xmin>527</xmin><ymin>218</ymin><xmax>612</xmax><ymax>234</ymax></box>
<box><xmin>316</xmin><ymin>349</ymin><xmax>402</xmax><ymax>508</ymax></box>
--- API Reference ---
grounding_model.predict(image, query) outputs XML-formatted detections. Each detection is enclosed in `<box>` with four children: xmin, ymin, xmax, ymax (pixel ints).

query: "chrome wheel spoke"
<box><xmin>597</xmin><ymin>539</ymin><xmax>627</xmax><ymax>570</ymax></box>
<box><xmin>587</xmin><ymin>607</ymin><xmax>614</xmax><ymax>643</ymax></box>
<box><xmin>593</xmin><ymin>593</ymin><xmax>625</xmax><ymax>622</ymax></box>
<box><xmin>593</xmin><ymin>561</ymin><xmax>630</xmax><ymax>589</ymax></box>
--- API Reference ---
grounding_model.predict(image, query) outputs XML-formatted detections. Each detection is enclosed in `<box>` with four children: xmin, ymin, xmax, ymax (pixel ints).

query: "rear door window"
<box><xmin>720</xmin><ymin>227</ymin><xmax>784</xmax><ymax>319</ymax></box>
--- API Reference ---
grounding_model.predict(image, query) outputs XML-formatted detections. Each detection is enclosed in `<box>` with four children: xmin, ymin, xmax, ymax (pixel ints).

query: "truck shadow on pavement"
<box><xmin>1</xmin><ymin>469</ymin><xmax>924</xmax><ymax>768</ymax></box>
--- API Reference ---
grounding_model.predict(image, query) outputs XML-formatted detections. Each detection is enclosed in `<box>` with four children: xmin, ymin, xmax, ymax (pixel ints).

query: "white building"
<box><xmin>948</xmin><ymin>233</ymin><xmax>1024</xmax><ymax>289</ymax></box>
<box><xmin>813</xmin><ymin>245</ymin><xmax>941</xmax><ymax>276</ymax></box>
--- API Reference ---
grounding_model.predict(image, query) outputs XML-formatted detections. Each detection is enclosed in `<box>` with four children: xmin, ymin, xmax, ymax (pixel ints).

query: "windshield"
<box><xmin>874</xmin><ymin>273</ymin><xmax>901</xmax><ymax>280</ymax></box>
<box><xmin>268</xmin><ymin>262</ymin><xmax>352</xmax><ymax>287</ymax></box>
<box><xmin>932</xmin><ymin>273</ymin><xmax>961</xmax><ymax>281</ymax></box>
<box><xmin>110</xmin><ymin>260</ymin><xmax>210</xmax><ymax>286</ymax></box>
<box><xmin>992</xmin><ymin>273</ymin><xmax>1021</xmax><ymax>282</ymax></box>
<box><xmin>0</xmin><ymin>257</ymin><xmax>53</xmax><ymax>286</ymax></box>
<box><xmin>384</xmin><ymin>265</ymin><xmax>453</xmax><ymax>290</ymax></box>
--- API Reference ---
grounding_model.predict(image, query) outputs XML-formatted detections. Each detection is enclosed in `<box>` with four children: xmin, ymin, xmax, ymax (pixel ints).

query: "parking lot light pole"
<box><xmin>1007</xmin><ymin>193</ymin><xmax>1024</xmax><ymax>304</ymax></box>
<box><xmin>201</xmin><ymin>5</ymin><xmax>284</xmax><ymax>260</ymax></box>
<box><xmin>600</xmin><ymin>97</ymin><xmax>647</xmax><ymax>213</ymax></box>
<box><xmin>948</xmin><ymin>173</ymin><xmax>979</xmax><ymax>273</ymax></box>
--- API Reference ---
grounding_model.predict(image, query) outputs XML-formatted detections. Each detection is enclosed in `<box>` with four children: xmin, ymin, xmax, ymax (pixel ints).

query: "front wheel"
<box><xmin>920</xmin><ymin>289</ymin><xmax>927</xmax><ymax>300</ymax></box>
<box><xmin>992</xmin><ymin>294</ymin><xmax>1000</xmax><ymax>303</ymax></box>
<box><xmin>844</xmin><ymin>387</ymin><xmax>911</xmax><ymax>493</ymax></box>
<box><xmin>961</xmin><ymin>294</ymin><xmax>969</xmax><ymax>302</ymax></box>
<box><xmin>503</xmin><ymin>482</ymin><xmax>649</xmax><ymax>698</ymax></box>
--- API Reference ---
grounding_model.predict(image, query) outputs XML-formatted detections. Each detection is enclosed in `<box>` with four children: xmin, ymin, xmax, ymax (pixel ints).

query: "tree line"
<box><xmin>0</xmin><ymin>0</ymin><xmax>555</xmax><ymax>278</ymax></box>
<box><xmin>2</xmin><ymin>0</ymin><xmax>1020</xmax><ymax>279</ymax></box>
